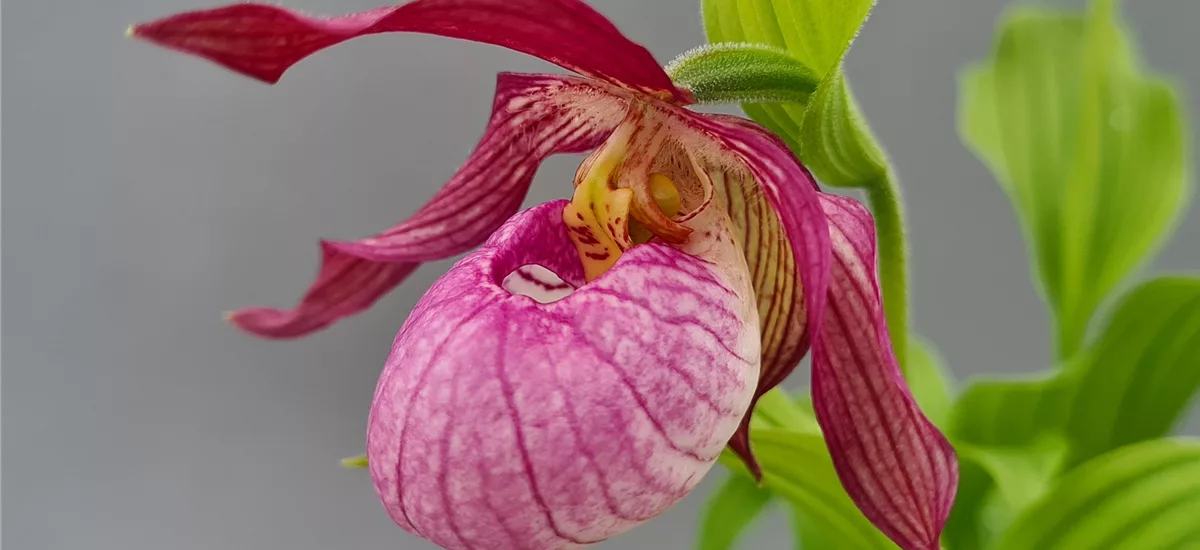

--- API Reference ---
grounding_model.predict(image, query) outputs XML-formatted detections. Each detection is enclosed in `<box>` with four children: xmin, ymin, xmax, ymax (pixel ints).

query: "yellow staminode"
<box><xmin>563</xmin><ymin>137</ymin><xmax>633</xmax><ymax>281</ymax></box>
<box><xmin>648</xmin><ymin>172</ymin><xmax>682</xmax><ymax>218</ymax></box>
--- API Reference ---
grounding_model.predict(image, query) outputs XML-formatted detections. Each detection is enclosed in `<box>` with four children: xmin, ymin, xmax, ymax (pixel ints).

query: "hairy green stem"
<box><xmin>866</xmin><ymin>173</ymin><xmax>909</xmax><ymax>373</ymax></box>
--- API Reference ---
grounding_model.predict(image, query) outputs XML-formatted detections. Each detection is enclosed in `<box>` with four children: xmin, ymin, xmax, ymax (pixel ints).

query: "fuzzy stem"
<box><xmin>867</xmin><ymin>173</ymin><xmax>909</xmax><ymax>373</ymax></box>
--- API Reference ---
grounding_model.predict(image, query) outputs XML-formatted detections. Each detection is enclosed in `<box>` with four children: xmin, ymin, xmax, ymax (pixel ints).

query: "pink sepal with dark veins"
<box><xmin>814</xmin><ymin>194</ymin><xmax>958</xmax><ymax>550</ymax></box>
<box><xmin>128</xmin><ymin>0</ymin><xmax>693</xmax><ymax>103</ymax></box>
<box><xmin>227</xmin><ymin>74</ymin><xmax>623</xmax><ymax>337</ymax></box>
<box><xmin>367</xmin><ymin>201</ymin><xmax>759</xmax><ymax>549</ymax></box>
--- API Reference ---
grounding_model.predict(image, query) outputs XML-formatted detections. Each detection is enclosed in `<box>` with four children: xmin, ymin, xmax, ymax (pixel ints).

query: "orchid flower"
<box><xmin>130</xmin><ymin>1</ymin><xmax>957</xmax><ymax>548</ymax></box>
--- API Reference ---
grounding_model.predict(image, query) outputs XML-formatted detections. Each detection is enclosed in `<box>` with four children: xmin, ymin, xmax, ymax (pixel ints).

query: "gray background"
<box><xmin>4</xmin><ymin>0</ymin><xmax>1198</xmax><ymax>548</ymax></box>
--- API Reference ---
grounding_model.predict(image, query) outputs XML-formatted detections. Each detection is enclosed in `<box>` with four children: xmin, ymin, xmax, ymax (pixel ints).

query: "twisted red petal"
<box><xmin>674</xmin><ymin>112</ymin><xmax>832</xmax><ymax>476</ymax></box>
<box><xmin>130</xmin><ymin>0</ymin><xmax>692</xmax><ymax>103</ymax></box>
<box><xmin>710</xmin><ymin>167</ymin><xmax>809</xmax><ymax>459</ymax></box>
<box><xmin>229</xmin><ymin>74</ymin><xmax>624</xmax><ymax>337</ymax></box>
<box><xmin>812</xmin><ymin>194</ymin><xmax>958</xmax><ymax>550</ymax></box>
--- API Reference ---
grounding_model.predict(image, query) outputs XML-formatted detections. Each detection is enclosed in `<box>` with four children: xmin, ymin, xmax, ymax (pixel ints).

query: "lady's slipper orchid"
<box><xmin>131</xmin><ymin>1</ymin><xmax>957</xmax><ymax>548</ymax></box>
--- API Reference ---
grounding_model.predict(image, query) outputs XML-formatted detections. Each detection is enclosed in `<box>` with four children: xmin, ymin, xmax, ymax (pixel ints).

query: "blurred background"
<box><xmin>3</xmin><ymin>0</ymin><xmax>1198</xmax><ymax>548</ymax></box>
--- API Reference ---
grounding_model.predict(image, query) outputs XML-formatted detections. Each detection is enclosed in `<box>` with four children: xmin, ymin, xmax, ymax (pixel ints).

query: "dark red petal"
<box><xmin>229</xmin><ymin>74</ymin><xmax>623</xmax><ymax>338</ymax></box>
<box><xmin>227</xmin><ymin>243</ymin><xmax>418</xmax><ymax>338</ymax></box>
<box><xmin>812</xmin><ymin>194</ymin><xmax>957</xmax><ymax>550</ymax></box>
<box><xmin>130</xmin><ymin>0</ymin><xmax>692</xmax><ymax>103</ymax></box>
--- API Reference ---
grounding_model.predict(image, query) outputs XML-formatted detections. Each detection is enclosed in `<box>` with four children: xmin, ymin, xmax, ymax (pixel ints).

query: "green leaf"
<box><xmin>696</xmin><ymin>474</ymin><xmax>773</xmax><ymax>550</ymax></box>
<box><xmin>1061</xmin><ymin>277</ymin><xmax>1200</xmax><ymax>468</ymax></box>
<box><xmin>942</xmin><ymin>455</ymin><xmax>997</xmax><ymax>550</ymax></box>
<box><xmin>994</xmin><ymin>438</ymin><xmax>1200</xmax><ymax>550</ymax></box>
<box><xmin>906</xmin><ymin>336</ymin><xmax>955</xmax><ymax>427</ymax></box>
<box><xmin>943</xmin><ymin>368</ymin><xmax>1074</xmax><ymax>549</ymax></box>
<box><xmin>703</xmin><ymin>0</ymin><xmax>871</xmax><ymax>77</ymax></box>
<box><xmin>340</xmin><ymin>454</ymin><xmax>368</xmax><ymax>469</ymax></box>
<box><xmin>754</xmin><ymin>387</ymin><xmax>821</xmax><ymax>433</ymax></box>
<box><xmin>959</xmin><ymin>1</ymin><xmax>1190</xmax><ymax>358</ymax></box>
<box><xmin>701</xmin><ymin>0</ymin><xmax>885</xmax><ymax>189</ymax></box>
<box><xmin>797</xmin><ymin>70</ymin><xmax>886</xmax><ymax>189</ymax></box>
<box><xmin>701</xmin><ymin>0</ymin><xmax>807</xmax><ymax>154</ymax></box>
<box><xmin>943</xmin><ymin>439</ymin><xmax>1068</xmax><ymax>550</ymax></box>
<box><xmin>946</xmin><ymin>277</ymin><xmax>1200</xmax><ymax>480</ymax></box>
<box><xmin>666</xmin><ymin>43</ymin><xmax>818</xmax><ymax>105</ymax></box>
<box><xmin>964</xmin><ymin>438</ymin><xmax>1067</xmax><ymax>514</ymax></box>
<box><xmin>720</xmin><ymin>429</ymin><xmax>896</xmax><ymax>549</ymax></box>
<box><xmin>948</xmin><ymin>374</ymin><xmax>1072</xmax><ymax>448</ymax></box>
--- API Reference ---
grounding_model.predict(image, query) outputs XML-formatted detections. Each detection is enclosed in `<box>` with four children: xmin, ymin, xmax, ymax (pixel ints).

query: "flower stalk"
<box><xmin>867</xmin><ymin>171</ymin><xmax>910</xmax><ymax>372</ymax></box>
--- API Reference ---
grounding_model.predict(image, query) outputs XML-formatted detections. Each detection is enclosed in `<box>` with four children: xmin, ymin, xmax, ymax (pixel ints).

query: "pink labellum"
<box><xmin>367</xmin><ymin>201</ymin><xmax>759</xmax><ymax>549</ymax></box>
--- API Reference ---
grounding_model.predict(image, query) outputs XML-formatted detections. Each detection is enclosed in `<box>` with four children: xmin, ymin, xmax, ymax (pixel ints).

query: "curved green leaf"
<box><xmin>720</xmin><ymin>430</ymin><xmax>896</xmax><ymax>549</ymax></box>
<box><xmin>942</xmin><ymin>439</ymin><xmax>1068</xmax><ymax>550</ymax></box>
<box><xmin>945</xmin><ymin>375</ymin><xmax>1072</xmax><ymax>549</ymax></box>
<box><xmin>949</xmin><ymin>375</ymin><xmax>1072</xmax><ymax>448</ymax></box>
<box><xmin>994</xmin><ymin>438</ymin><xmax>1200</xmax><ymax>550</ymax></box>
<box><xmin>959</xmin><ymin>1</ymin><xmax>1190</xmax><ymax>358</ymax></box>
<box><xmin>796</xmin><ymin>70</ymin><xmax>886</xmax><ymax>189</ymax></box>
<box><xmin>751</xmin><ymin>387</ymin><xmax>821</xmax><ymax>433</ymax></box>
<box><xmin>942</xmin><ymin>456</ymin><xmax>997</xmax><ymax>550</ymax></box>
<box><xmin>696</xmin><ymin>474</ymin><xmax>773</xmax><ymax>550</ymax></box>
<box><xmin>666</xmin><ymin>43</ymin><xmax>818</xmax><ymax>105</ymax></box>
<box><xmin>1062</xmin><ymin>277</ymin><xmax>1200</xmax><ymax>467</ymax></box>
<box><xmin>964</xmin><ymin>438</ymin><xmax>1067</xmax><ymax>514</ymax></box>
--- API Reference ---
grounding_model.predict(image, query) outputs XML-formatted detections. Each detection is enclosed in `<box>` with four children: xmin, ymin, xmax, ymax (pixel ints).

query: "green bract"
<box><xmin>666</xmin><ymin>43</ymin><xmax>818</xmax><ymax>105</ymax></box>
<box><xmin>701</xmin><ymin>0</ymin><xmax>883</xmax><ymax>189</ymax></box>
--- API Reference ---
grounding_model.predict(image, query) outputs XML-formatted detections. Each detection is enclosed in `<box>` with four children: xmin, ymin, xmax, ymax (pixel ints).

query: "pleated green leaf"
<box><xmin>959</xmin><ymin>0</ymin><xmax>1190</xmax><ymax>358</ymax></box>
<box><xmin>949</xmin><ymin>375</ymin><xmax>1072</xmax><ymax>449</ymax></box>
<box><xmin>1061</xmin><ymin>277</ymin><xmax>1200</xmax><ymax>468</ymax></box>
<box><xmin>994</xmin><ymin>439</ymin><xmax>1200</xmax><ymax>550</ymax></box>
<box><xmin>943</xmin><ymin>439</ymin><xmax>1068</xmax><ymax>550</ymax></box>
<box><xmin>941</xmin><ymin>374</ymin><xmax>1072</xmax><ymax>549</ymax></box>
